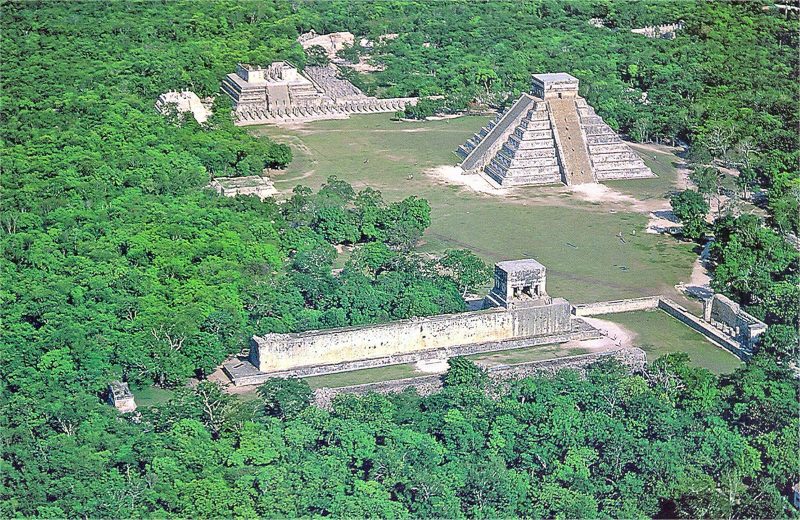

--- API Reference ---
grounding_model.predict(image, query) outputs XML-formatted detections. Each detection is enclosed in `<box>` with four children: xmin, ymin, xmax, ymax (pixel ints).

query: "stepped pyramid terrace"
<box><xmin>456</xmin><ymin>73</ymin><xmax>654</xmax><ymax>187</ymax></box>
<box><xmin>221</xmin><ymin>62</ymin><xmax>416</xmax><ymax>125</ymax></box>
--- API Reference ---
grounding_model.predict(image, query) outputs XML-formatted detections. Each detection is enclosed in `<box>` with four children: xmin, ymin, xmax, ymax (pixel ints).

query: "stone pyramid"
<box><xmin>456</xmin><ymin>73</ymin><xmax>654</xmax><ymax>187</ymax></box>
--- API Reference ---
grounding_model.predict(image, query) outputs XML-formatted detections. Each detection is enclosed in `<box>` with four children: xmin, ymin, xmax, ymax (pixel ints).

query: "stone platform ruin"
<box><xmin>155</xmin><ymin>90</ymin><xmax>212</xmax><ymax>124</ymax></box>
<box><xmin>456</xmin><ymin>73</ymin><xmax>654</xmax><ymax>187</ymax></box>
<box><xmin>223</xmin><ymin>258</ymin><xmax>606</xmax><ymax>386</ymax></box>
<box><xmin>208</xmin><ymin>175</ymin><xmax>278</xmax><ymax>200</ymax></box>
<box><xmin>107</xmin><ymin>381</ymin><xmax>137</xmax><ymax>413</ymax></box>
<box><xmin>221</xmin><ymin>62</ymin><xmax>416</xmax><ymax>125</ymax></box>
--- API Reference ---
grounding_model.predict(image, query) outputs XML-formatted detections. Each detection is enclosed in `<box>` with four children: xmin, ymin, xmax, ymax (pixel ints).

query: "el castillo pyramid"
<box><xmin>456</xmin><ymin>73</ymin><xmax>654</xmax><ymax>187</ymax></box>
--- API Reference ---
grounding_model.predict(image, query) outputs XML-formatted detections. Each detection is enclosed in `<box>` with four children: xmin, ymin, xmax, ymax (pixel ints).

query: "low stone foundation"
<box><xmin>312</xmin><ymin>346</ymin><xmax>647</xmax><ymax>409</ymax></box>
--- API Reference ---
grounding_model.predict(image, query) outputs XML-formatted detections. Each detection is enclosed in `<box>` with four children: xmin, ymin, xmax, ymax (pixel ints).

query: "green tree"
<box><xmin>439</xmin><ymin>249</ymin><xmax>492</xmax><ymax>297</ymax></box>
<box><xmin>257</xmin><ymin>377</ymin><xmax>313</xmax><ymax>419</ymax></box>
<box><xmin>670</xmin><ymin>189</ymin><xmax>709</xmax><ymax>240</ymax></box>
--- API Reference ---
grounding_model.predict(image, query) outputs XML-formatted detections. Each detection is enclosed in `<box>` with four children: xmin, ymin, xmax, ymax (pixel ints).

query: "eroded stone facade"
<box><xmin>208</xmin><ymin>176</ymin><xmax>277</xmax><ymax>200</ymax></box>
<box><xmin>703</xmin><ymin>294</ymin><xmax>767</xmax><ymax>354</ymax></box>
<box><xmin>631</xmin><ymin>22</ymin><xmax>684</xmax><ymax>39</ymax></box>
<box><xmin>108</xmin><ymin>381</ymin><xmax>137</xmax><ymax>413</ymax></box>
<box><xmin>155</xmin><ymin>90</ymin><xmax>212</xmax><ymax>124</ymax></box>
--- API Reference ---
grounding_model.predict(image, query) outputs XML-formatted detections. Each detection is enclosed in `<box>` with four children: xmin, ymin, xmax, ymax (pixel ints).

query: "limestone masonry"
<box><xmin>298</xmin><ymin>30</ymin><xmax>355</xmax><ymax>61</ymax></box>
<box><xmin>703</xmin><ymin>294</ymin><xmax>766</xmax><ymax>355</ymax></box>
<box><xmin>155</xmin><ymin>90</ymin><xmax>212</xmax><ymax>124</ymax></box>
<box><xmin>225</xmin><ymin>259</ymin><xmax>600</xmax><ymax>384</ymax></box>
<box><xmin>221</xmin><ymin>62</ymin><xmax>416</xmax><ymax>125</ymax></box>
<box><xmin>631</xmin><ymin>22</ymin><xmax>684</xmax><ymax>39</ymax></box>
<box><xmin>208</xmin><ymin>175</ymin><xmax>278</xmax><ymax>200</ymax></box>
<box><xmin>107</xmin><ymin>381</ymin><xmax>137</xmax><ymax>413</ymax></box>
<box><xmin>456</xmin><ymin>73</ymin><xmax>654</xmax><ymax>187</ymax></box>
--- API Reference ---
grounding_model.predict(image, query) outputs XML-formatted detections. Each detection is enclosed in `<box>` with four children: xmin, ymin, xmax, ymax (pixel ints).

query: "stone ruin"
<box><xmin>155</xmin><ymin>90</ymin><xmax>212</xmax><ymax>124</ymax></box>
<box><xmin>298</xmin><ymin>30</ymin><xmax>355</xmax><ymax>62</ymax></box>
<box><xmin>221</xmin><ymin>62</ymin><xmax>416</xmax><ymax>125</ymax></box>
<box><xmin>703</xmin><ymin>294</ymin><xmax>767</xmax><ymax>355</ymax></box>
<box><xmin>223</xmin><ymin>258</ymin><xmax>606</xmax><ymax>385</ymax></box>
<box><xmin>589</xmin><ymin>18</ymin><xmax>608</xmax><ymax>28</ymax></box>
<box><xmin>456</xmin><ymin>73</ymin><xmax>654</xmax><ymax>187</ymax></box>
<box><xmin>208</xmin><ymin>175</ymin><xmax>278</xmax><ymax>200</ymax></box>
<box><xmin>631</xmin><ymin>22</ymin><xmax>684</xmax><ymax>39</ymax></box>
<box><xmin>107</xmin><ymin>381</ymin><xmax>137</xmax><ymax>413</ymax></box>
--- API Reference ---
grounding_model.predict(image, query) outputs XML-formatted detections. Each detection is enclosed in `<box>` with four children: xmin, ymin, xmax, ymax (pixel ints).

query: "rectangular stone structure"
<box><xmin>531</xmin><ymin>73</ymin><xmax>580</xmax><ymax>100</ymax></box>
<box><xmin>221</xmin><ymin>61</ymin><xmax>416</xmax><ymax>125</ymax></box>
<box><xmin>108</xmin><ymin>381</ymin><xmax>137</xmax><ymax>413</ymax></box>
<box><xmin>487</xmin><ymin>259</ymin><xmax>548</xmax><ymax>308</ymax></box>
<box><xmin>250</xmin><ymin>300</ymin><xmax>572</xmax><ymax>373</ymax></box>
<box><xmin>702</xmin><ymin>294</ymin><xmax>767</xmax><ymax>353</ymax></box>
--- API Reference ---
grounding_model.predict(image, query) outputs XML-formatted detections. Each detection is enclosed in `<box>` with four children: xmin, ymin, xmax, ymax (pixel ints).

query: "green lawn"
<box><xmin>303</xmin><ymin>363</ymin><xmax>418</xmax><ymax>389</ymax></box>
<box><xmin>609</xmin><ymin>142</ymin><xmax>686</xmax><ymax>202</ymax></box>
<box><xmin>131</xmin><ymin>385</ymin><xmax>175</xmax><ymax>407</ymax></box>
<box><xmin>467</xmin><ymin>343</ymin><xmax>594</xmax><ymax>366</ymax></box>
<box><xmin>253</xmin><ymin>114</ymin><xmax>697</xmax><ymax>304</ymax></box>
<box><xmin>606</xmin><ymin>310</ymin><xmax>743</xmax><ymax>374</ymax></box>
<box><xmin>302</xmin><ymin>342</ymin><xmax>597</xmax><ymax>389</ymax></box>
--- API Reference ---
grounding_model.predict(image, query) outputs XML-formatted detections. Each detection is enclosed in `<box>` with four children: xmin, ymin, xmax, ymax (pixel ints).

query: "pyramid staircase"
<box><xmin>549</xmin><ymin>98</ymin><xmax>595</xmax><ymax>185</ymax></box>
<box><xmin>456</xmin><ymin>94</ymin><xmax>537</xmax><ymax>168</ymax></box>
<box><xmin>576</xmin><ymin>99</ymin><xmax>653</xmax><ymax>181</ymax></box>
<box><xmin>482</xmin><ymin>101</ymin><xmax>563</xmax><ymax>186</ymax></box>
<box><xmin>456</xmin><ymin>111</ymin><xmax>503</xmax><ymax>160</ymax></box>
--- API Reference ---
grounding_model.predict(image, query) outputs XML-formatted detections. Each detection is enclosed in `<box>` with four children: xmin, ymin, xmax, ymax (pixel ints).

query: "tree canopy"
<box><xmin>1</xmin><ymin>1</ymin><xmax>798</xmax><ymax>517</ymax></box>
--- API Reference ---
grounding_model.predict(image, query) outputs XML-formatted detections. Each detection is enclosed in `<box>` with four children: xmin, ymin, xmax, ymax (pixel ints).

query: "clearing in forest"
<box><xmin>253</xmin><ymin>114</ymin><xmax>697</xmax><ymax>305</ymax></box>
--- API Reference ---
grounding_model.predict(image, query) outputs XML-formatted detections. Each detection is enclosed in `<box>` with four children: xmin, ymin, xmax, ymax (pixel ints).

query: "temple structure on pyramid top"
<box><xmin>456</xmin><ymin>73</ymin><xmax>654</xmax><ymax>187</ymax></box>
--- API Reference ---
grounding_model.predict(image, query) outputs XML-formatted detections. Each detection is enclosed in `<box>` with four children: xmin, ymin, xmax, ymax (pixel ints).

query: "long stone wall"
<box><xmin>312</xmin><ymin>346</ymin><xmax>647</xmax><ymax>409</ymax></box>
<box><xmin>573</xmin><ymin>296</ymin><xmax>661</xmax><ymax>316</ymax></box>
<box><xmin>251</xmin><ymin>299</ymin><xmax>572</xmax><ymax>372</ymax></box>
<box><xmin>227</xmin><ymin>319</ymin><xmax>599</xmax><ymax>386</ymax></box>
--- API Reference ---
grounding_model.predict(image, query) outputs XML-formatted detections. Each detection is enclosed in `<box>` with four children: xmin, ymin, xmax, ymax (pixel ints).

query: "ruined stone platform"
<box><xmin>208</xmin><ymin>175</ymin><xmax>277</xmax><ymax>200</ymax></box>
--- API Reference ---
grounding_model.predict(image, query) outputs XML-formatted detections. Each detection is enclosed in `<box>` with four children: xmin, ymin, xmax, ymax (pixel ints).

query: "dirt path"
<box><xmin>675</xmin><ymin>240</ymin><xmax>714</xmax><ymax>301</ymax></box>
<box><xmin>579</xmin><ymin>317</ymin><xmax>638</xmax><ymax>349</ymax></box>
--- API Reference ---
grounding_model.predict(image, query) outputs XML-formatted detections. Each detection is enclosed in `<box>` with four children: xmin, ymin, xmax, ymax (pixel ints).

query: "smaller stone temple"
<box><xmin>456</xmin><ymin>73</ymin><xmax>654</xmax><ymax>187</ymax></box>
<box><xmin>298</xmin><ymin>30</ymin><xmax>355</xmax><ymax>61</ymax></box>
<box><xmin>221</xmin><ymin>62</ymin><xmax>416</xmax><ymax>125</ymax></box>
<box><xmin>703</xmin><ymin>294</ymin><xmax>767</xmax><ymax>355</ymax></box>
<box><xmin>155</xmin><ymin>90</ymin><xmax>212</xmax><ymax>124</ymax></box>
<box><xmin>485</xmin><ymin>259</ymin><xmax>549</xmax><ymax>309</ymax></box>
<box><xmin>107</xmin><ymin>381</ymin><xmax>137</xmax><ymax>413</ymax></box>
